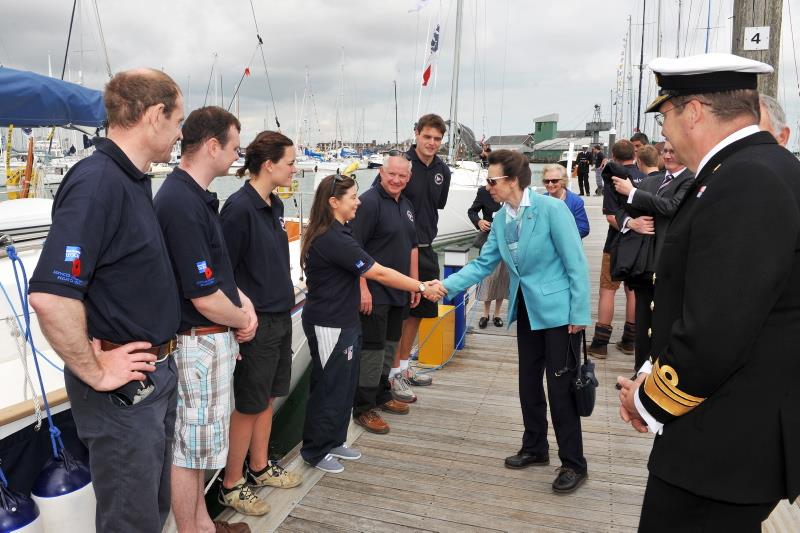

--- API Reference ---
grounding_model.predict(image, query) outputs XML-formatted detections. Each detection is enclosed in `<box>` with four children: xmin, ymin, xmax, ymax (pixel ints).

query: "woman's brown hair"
<box><xmin>300</xmin><ymin>174</ymin><xmax>357</xmax><ymax>270</ymax></box>
<box><xmin>487</xmin><ymin>149</ymin><xmax>531</xmax><ymax>189</ymax></box>
<box><xmin>236</xmin><ymin>130</ymin><xmax>293</xmax><ymax>178</ymax></box>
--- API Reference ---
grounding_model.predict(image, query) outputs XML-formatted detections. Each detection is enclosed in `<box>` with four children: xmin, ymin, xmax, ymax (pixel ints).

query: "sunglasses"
<box><xmin>485</xmin><ymin>176</ymin><xmax>509</xmax><ymax>187</ymax></box>
<box><xmin>329</xmin><ymin>174</ymin><xmax>344</xmax><ymax>197</ymax></box>
<box><xmin>543</xmin><ymin>179</ymin><xmax>561</xmax><ymax>185</ymax></box>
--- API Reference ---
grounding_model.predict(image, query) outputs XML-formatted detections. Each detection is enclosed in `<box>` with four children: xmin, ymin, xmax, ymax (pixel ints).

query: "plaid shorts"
<box><xmin>172</xmin><ymin>331</ymin><xmax>238</xmax><ymax>469</ymax></box>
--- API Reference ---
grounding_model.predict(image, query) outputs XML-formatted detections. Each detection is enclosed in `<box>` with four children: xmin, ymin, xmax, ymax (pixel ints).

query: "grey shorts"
<box><xmin>234</xmin><ymin>311</ymin><xmax>293</xmax><ymax>414</ymax></box>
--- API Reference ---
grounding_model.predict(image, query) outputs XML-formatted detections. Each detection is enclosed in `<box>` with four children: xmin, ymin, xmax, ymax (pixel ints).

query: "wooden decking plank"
<box><xmin>288</xmin><ymin>504</ymin><xmax>432</xmax><ymax>533</ymax></box>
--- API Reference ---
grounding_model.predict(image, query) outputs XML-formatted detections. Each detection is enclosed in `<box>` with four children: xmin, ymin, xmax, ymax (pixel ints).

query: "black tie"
<box><xmin>658</xmin><ymin>174</ymin><xmax>673</xmax><ymax>192</ymax></box>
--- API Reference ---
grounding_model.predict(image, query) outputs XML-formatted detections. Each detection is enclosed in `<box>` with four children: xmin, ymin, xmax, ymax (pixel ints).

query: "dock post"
<box><xmin>443</xmin><ymin>247</ymin><xmax>470</xmax><ymax>350</ymax></box>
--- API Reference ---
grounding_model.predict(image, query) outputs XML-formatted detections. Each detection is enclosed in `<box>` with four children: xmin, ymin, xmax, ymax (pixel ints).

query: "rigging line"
<box><xmin>786</xmin><ymin>0</ymin><xmax>800</xmax><ymax>98</ymax></box>
<box><xmin>687</xmin><ymin>0</ymin><xmax>706</xmax><ymax>55</ymax></box>
<box><xmin>481</xmin><ymin>0</ymin><xmax>487</xmax><ymax>137</ymax></box>
<box><xmin>60</xmin><ymin>0</ymin><xmax>78</xmax><ymax>80</ymax></box>
<box><xmin>203</xmin><ymin>53</ymin><xmax>217</xmax><ymax>108</ymax></box>
<box><xmin>471</xmin><ymin>0</ymin><xmax>477</xmax><ymax>131</ymax></box>
<box><xmin>682</xmin><ymin>0</ymin><xmax>694</xmax><ymax>55</ymax></box>
<box><xmin>248</xmin><ymin>0</ymin><xmax>281</xmax><ymax>129</ymax></box>
<box><xmin>91</xmin><ymin>0</ymin><xmax>112</xmax><ymax>77</ymax></box>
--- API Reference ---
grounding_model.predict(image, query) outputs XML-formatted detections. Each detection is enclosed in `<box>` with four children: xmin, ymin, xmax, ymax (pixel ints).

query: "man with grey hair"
<box><xmin>617</xmin><ymin>53</ymin><xmax>800</xmax><ymax>530</ymax></box>
<box><xmin>759</xmin><ymin>94</ymin><xmax>791</xmax><ymax>146</ymax></box>
<box><xmin>349</xmin><ymin>153</ymin><xmax>419</xmax><ymax>433</ymax></box>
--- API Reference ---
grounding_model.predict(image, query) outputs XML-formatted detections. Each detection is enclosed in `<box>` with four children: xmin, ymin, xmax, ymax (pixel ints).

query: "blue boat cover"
<box><xmin>0</xmin><ymin>67</ymin><xmax>106</xmax><ymax>128</ymax></box>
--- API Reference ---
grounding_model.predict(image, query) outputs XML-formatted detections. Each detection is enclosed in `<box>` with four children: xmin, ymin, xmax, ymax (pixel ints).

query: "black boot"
<box><xmin>587</xmin><ymin>323</ymin><xmax>612</xmax><ymax>359</ymax></box>
<box><xmin>615</xmin><ymin>321</ymin><xmax>636</xmax><ymax>355</ymax></box>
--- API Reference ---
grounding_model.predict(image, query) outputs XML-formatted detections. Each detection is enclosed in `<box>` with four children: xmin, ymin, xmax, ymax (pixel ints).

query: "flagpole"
<box><xmin>416</xmin><ymin>12</ymin><xmax>433</xmax><ymax>121</ymax></box>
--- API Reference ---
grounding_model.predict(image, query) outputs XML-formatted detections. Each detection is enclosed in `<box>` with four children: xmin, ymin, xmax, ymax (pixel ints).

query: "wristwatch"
<box><xmin>417</xmin><ymin>282</ymin><xmax>426</xmax><ymax>293</ymax></box>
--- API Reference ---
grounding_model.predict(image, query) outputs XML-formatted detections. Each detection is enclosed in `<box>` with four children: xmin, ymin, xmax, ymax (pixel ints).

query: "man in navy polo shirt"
<box><xmin>391</xmin><ymin>114</ymin><xmax>451</xmax><ymax>401</ymax></box>
<box><xmin>154</xmin><ymin>106</ymin><xmax>256</xmax><ymax>533</ymax></box>
<box><xmin>28</xmin><ymin>69</ymin><xmax>183</xmax><ymax>533</ymax></box>
<box><xmin>351</xmin><ymin>153</ymin><xmax>418</xmax><ymax>433</ymax></box>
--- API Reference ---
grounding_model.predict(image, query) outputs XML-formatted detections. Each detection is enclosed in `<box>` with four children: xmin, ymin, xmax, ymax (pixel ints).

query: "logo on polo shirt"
<box><xmin>355</xmin><ymin>260</ymin><xmax>365</xmax><ymax>269</ymax></box>
<box><xmin>196</xmin><ymin>260</ymin><xmax>213</xmax><ymax>279</ymax></box>
<box><xmin>345</xmin><ymin>345</ymin><xmax>353</xmax><ymax>360</ymax></box>
<box><xmin>406</xmin><ymin>210</ymin><xmax>414</xmax><ymax>222</ymax></box>
<box><xmin>434</xmin><ymin>173</ymin><xmax>444</xmax><ymax>185</ymax></box>
<box><xmin>279</xmin><ymin>217</ymin><xmax>286</xmax><ymax>231</ymax></box>
<box><xmin>65</xmin><ymin>246</ymin><xmax>81</xmax><ymax>277</ymax></box>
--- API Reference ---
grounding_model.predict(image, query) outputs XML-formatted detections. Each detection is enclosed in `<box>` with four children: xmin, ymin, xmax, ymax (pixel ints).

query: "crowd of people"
<box><xmin>24</xmin><ymin>51</ymin><xmax>800</xmax><ymax>533</ymax></box>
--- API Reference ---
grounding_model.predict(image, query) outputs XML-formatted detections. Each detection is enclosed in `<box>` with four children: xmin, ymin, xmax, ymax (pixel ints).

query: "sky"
<box><xmin>1</xmin><ymin>0</ymin><xmax>798</xmax><ymax>151</ymax></box>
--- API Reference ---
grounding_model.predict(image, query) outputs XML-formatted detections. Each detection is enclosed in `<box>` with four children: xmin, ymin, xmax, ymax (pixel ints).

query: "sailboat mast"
<box><xmin>731</xmin><ymin>0</ymin><xmax>783</xmax><ymax>97</ymax></box>
<box><xmin>447</xmin><ymin>0</ymin><xmax>464</xmax><ymax>162</ymax></box>
<box><xmin>676</xmin><ymin>0</ymin><xmax>682</xmax><ymax>56</ymax></box>
<box><xmin>636</xmin><ymin>0</ymin><xmax>646</xmax><ymax>132</ymax></box>
<box><xmin>394</xmin><ymin>80</ymin><xmax>399</xmax><ymax>147</ymax></box>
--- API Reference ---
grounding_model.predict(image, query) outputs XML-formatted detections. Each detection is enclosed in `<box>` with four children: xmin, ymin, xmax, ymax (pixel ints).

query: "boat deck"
<box><xmin>210</xmin><ymin>195</ymin><xmax>799</xmax><ymax>532</ymax></box>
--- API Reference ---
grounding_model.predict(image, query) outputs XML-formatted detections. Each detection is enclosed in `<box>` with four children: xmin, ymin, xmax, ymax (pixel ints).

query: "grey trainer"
<box><xmin>329</xmin><ymin>443</ymin><xmax>361</xmax><ymax>460</ymax></box>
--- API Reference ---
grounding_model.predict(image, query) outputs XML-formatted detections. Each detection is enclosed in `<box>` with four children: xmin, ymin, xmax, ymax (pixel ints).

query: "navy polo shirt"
<box><xmin>374</xmin><ymin>145</ymin><xmax>450</xmax><ymax>245</ymax></box>
<box><xmin>350</xmin><ymin>183</ymin><xmax>417</xmax><ymax>307</ymax></box>
<box><xmin>154</xmin><ymin>168</ymin><xmax>241</xmax><ymax>332</ymax></box>
<box><xmin>220</xmin><ymin>181</ymin><xmax>294</xmax><ymax>313</ymax></box>
<box><xmin>302</xmin><ymin>222</ymin><xmax>375</xmax><ymax>328</ymax></box>
<box><xmin>28</xmin><ymin>138</ymin><xmax>180</xmax><ymax>345</ymax></box>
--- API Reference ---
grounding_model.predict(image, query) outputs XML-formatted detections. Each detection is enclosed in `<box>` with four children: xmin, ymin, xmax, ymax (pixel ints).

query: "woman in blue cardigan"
<box><xmin>542</xmin><ymin>164</ymin><xmax>590</xmax><ymax>238</ymax></box>
<box><xmin>442</xmin><ymin>150</ymin><xmax>591</xmax><ymax>494</ymax></box>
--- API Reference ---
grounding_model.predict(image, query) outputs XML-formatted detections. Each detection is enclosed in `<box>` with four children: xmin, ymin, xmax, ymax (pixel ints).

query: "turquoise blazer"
<box><xmin>443</xmin><ymin>188</ymin><xmax>590</xmax><ymax>330</ymax></box>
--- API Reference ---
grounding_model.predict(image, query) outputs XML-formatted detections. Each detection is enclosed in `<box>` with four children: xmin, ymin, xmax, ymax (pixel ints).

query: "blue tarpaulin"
<box><xmin>0</xmin><ymin>67</ymin><xmax>106</xmax><ymax>128</ymax></box>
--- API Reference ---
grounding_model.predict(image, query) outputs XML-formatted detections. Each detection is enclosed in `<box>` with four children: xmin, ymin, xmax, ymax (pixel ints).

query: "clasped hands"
<box><xmin>421</xmin><ymin>279</ymin><xmax>447</xmax><ymax>301</ymax></box>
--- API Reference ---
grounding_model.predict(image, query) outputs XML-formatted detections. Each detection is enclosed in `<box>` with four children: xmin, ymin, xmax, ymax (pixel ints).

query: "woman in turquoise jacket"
<box><xmin>442</xmin><ymin>149</ymin><xmax>591</xmax><ymax>494</ymax></box>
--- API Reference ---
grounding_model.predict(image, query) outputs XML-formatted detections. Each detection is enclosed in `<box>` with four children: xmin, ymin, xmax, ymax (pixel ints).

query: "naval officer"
<box><xmin>617</xmin><ymin>53</ymin><xmax>800</xmax><ymax>531</ymax></box>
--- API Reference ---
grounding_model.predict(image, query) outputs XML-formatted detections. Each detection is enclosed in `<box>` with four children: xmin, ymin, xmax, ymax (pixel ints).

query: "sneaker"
<box><xmin>402</xmin><ymin>366</ymin><xmax>432</xmax><ymax>387</ymax></box>
<box><xmin>390</xmin><ymin>374</ymin><xmax>417</xmax><ymax>403</ymax></box>
<box><xmin>247</xmin><ymin>460</ymin><xmax>303</xmax><ymax>489</ymax></box>
<box><xmin>313</xmin><ymin>454</ymin><xmax>344</xmax><ymax>473</ymax></box>
<box><xmin>329</xmin><ymin>443</ymin><xmax>361</xmax><ymax>460</ymax></box>
<box><xmin>355</xmin><ymin>410</ymin><xmax>390</xmax><ymax>433</ymax></box>
<box><xmin>218</xmin><ymin>478</ymin><xmax>270</xmax><ymax>516</ymax></box>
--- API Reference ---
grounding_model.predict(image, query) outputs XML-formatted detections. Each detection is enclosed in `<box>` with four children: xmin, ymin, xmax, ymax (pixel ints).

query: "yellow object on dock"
<box><xmin>417</xmin><ymin>304</ymin><xmax>455</xmax><ymax>367</ymax></box>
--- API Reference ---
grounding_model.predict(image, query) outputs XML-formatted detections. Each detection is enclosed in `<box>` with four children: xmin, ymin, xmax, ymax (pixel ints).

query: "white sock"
<box><xmin>399</xmin><ymin>359</ymin><xmax>410</xmax><ymax>371</ymax></box>
<box><xmin>389</xmin><ymin>367</ymin><xmax>401</xmax><ymax>378</ymax></box>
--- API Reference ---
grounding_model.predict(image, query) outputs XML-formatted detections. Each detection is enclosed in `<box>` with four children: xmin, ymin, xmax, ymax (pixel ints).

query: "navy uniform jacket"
<box><xmin>641</xmin><ymin>131</ymin><xmax>800</xmax><ymax>504</ymax></box>
<box><xmin>614</xmin><ymin>169</ymin><xmax>695</xmax><ymax>272</ymax></box>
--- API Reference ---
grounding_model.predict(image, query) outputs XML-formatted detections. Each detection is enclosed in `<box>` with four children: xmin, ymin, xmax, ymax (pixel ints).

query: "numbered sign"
<box><xmin>743</xmin><ymin>26</ymin><xmax>770</xmax><ymax>51</ymax></box>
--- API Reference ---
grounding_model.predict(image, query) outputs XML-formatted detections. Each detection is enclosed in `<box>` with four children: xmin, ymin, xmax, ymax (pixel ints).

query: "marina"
<box><xmin>206</xmin><ymin>196</ymin><xmax>800</xmax><ymax>533</ymax></box>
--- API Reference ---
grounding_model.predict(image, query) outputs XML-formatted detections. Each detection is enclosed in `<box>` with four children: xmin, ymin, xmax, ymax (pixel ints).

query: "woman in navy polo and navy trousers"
<box><xmin>299</xmin><ymin>174</ymin><xmax>444</xmax><ymax>473</ymax></box>
<box><xmin>442</xmin><ymin>150</ymin><xmax>591</xmax><ymax>494</ymax></box>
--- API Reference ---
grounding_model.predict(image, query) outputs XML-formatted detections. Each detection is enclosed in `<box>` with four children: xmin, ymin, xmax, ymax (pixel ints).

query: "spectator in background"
<box><xmin>592</xmin><ymin>144</ymin><xmax>606</xmax><ymax>196</ymax></box>
<box><xmin>630</xmin><ymin>132</ymin><xmax>650</xmax><ymax>157</ymax></box>
<box><xmin>467</xmin><ymin>185</ymin><xmax>509</xmax><ymax>329</ymax></box>
<box><xmin>541</xmin><ymin>164</ymin><xmax>590</xmax><ymax>238</ymax></box>
<box><xmin>575</xmin><ymin>144</ymin><xmax>592</xmax><ymax>196</ymax></box>
<box><xmin>759</xmin><ymin>94</ymin><xmax>791</xmax><ymax>147</ymax></box>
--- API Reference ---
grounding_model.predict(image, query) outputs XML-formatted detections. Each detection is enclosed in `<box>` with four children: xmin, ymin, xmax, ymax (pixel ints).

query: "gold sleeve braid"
<box><xmin>642</xmin><ymin>359</ymin><xmax>706</xmax><ymax>417</ymax></box>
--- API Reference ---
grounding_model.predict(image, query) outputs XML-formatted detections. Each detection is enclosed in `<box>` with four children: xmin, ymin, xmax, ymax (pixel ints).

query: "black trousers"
<box><xmin>516</xmin><ymin>295</ymin><xmax>587</xmax><ymax>473</ymax></box>
<box><xmin>577</xmin><ymin>172</ymin><xmax>590</xmax><ymax>195</ymax></box>
<box><xmin>633</xmin><ymin>280</ymin><xmax>654</xmax><ymax>371</ymax></box>
<box><xmin>354</xmin><ymin>305</ymin><xmax>404</xmax><ymax>417</ymax></box>
<box><xmin>301</xmin><ymin>321</ymin><xmax>361</xmax><ymax>466</ymax></box>
<box><xmin>639</xmin><ymin>474</ymin><xmax>779</xmax><ymax>532</ymax></box>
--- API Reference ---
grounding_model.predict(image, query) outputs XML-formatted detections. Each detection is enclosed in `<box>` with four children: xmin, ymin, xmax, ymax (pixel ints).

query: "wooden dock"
<box><xmin>213</xmin><ymin>195</ymin><xmax>799</xmax><ymax>532</ymax></box>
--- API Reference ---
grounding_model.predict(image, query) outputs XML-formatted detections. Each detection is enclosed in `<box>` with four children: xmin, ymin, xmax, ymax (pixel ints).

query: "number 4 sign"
<box><xmin>743</xmin><ymin>26</ymin><xmax>770</xmax><ymax>51</ymax></box>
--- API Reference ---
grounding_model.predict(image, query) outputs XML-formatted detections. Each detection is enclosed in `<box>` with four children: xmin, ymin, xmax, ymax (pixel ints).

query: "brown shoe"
<box><xmin>380</xmin><ymin>399</ymin><xmax>410</xmax><ymax>415</ymax></box>
<box><xmin>355</xmin><ymin>410</ymin><xmax>390</xmax><ymax>434</ymax></box>
<box><xmin>214</xmin><ymin>521</ymin><xmax>251</xmax><ymax>533</ymax></box>
<box><xmin>587</xmin><ymin>343</ymin><xmax>607</xmax><ymax>359</ymax></box>
<box><xmin>615</xmin><ymin>340</ymin><xmax>635</xmax><ymax>355</ymax></box>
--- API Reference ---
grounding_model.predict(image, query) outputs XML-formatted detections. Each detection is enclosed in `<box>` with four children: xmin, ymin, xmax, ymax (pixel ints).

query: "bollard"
<box><xmin>443</xmin><ymin>246</ymin><xmax>470</xmax><ymax>350</ymax></box>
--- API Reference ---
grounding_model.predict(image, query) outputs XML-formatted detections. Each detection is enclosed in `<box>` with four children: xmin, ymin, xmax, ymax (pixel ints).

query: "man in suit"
<box><xmin>611</xmin><ymin>141</ymin><xmax>694</xmax><ymax>371</ymax></box>
<box><xmin>617</xmin><ymin>54</ymin><xmax>800</xmax><ymax>531</ymax></box>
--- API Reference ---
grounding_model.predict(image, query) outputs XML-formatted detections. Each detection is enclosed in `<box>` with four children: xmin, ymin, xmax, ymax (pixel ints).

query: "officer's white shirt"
<box><xmin>634</xmin><ymin>124</ymin><xmax>761</xmax><ymax>435</ymax></box>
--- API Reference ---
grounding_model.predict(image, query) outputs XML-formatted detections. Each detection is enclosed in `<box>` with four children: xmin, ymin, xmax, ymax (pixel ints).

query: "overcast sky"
<box><xmin>1</xmin><ymin>0</ymin><xmax>798</xmax><ymax>150</ymax></box>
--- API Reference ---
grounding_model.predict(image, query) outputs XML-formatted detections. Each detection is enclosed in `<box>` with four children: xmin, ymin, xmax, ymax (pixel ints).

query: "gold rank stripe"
<box><xmin>642</xmin><ymin>360</ymin><xmax>706</xmax><ymax>417</ymax></box>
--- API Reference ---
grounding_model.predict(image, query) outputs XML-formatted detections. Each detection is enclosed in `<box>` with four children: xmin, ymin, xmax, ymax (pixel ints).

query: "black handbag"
<box><xmin>568</xmin><ymin>331</ymin><xmax>598</xmax><ymax>417</ymax></box>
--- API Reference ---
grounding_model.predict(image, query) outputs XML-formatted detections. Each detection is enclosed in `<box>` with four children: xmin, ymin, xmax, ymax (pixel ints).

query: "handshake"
<box><xmin>421</xmin><ymin>279</ymin><xmax>448</xmax><ymax>302</ymax></box>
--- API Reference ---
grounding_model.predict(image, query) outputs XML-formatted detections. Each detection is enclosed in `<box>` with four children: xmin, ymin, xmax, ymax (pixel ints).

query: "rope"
<box><xmin>248</xmin><ymin>0</ymin><xmax>281</xmax><ymax>130</ymax></box>
<box><xmin>7</xmin><ymin>245</ymin><xmax>65</xmax><ymax>458</ymax></box>
<box><xmin>5</xmin><ymin>315</ymin><xmax>43</xmax><ymax>431</ymax></box>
